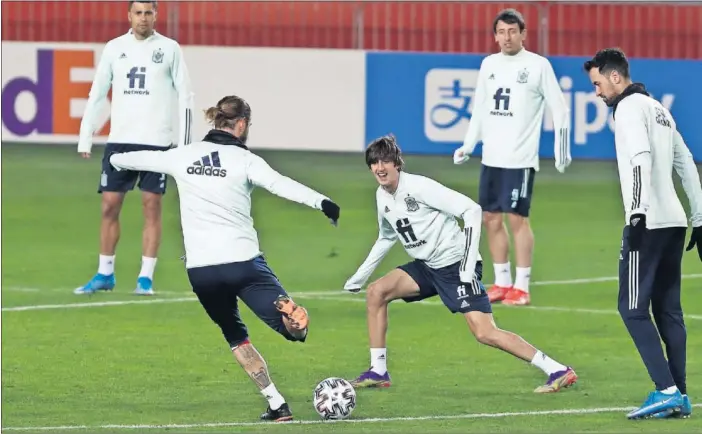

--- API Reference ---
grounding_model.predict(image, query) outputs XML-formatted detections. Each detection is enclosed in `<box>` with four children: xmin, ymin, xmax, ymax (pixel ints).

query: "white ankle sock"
<box><xmin>661</xmin><ymin>386</ymin><xmax>679</xmax><ymax>394</ymax></box>
<box><xmin>261</xmin><ymin>383</ymin><xmax>286</xmax><ymax>410</ymax></box>
<box><xmin>98</xmin><ymin>255</ymin><xmax>115</xmax><ymax>275</ymax></box>
<box><xmin>515</xmin><ymin>267</ymin><xmax>531</xmax><ymax>293</ymax></box>
<box><xmin>531</xmin><ymin>350</ymin><xmax>567</xmax><ymax>375</ymax></box>
<box><xmin>139</xmin><ymin>256</ymin><xmax>157</xmax><ymax>279</ymax></box>
<box><xmin>493</xmin><ymin>262</ymin><xmax>512</xmax><ymax>287</ymax></box>
<box><xmin>370</xmin><ymin>348</ymin><xmax>387</xmax><ymax>375</ymax></box>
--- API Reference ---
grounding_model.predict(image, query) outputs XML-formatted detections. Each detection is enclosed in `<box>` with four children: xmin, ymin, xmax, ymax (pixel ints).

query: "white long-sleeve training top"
<box><xmin>78</xmin><ymin>29</ymin><xmax>194</xmax><ymax>153</ymax></box>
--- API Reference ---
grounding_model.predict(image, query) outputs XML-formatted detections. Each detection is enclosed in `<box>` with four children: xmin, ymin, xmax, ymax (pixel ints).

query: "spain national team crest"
<box><xmin>404</xmin><ymin>196</ymin><xmax>419</xmax><ymax>212</ymax></box>
<box><xmin>516</xmin><ymin>68</ymin><xmax>529</xmax><ymax>84</ymax></box>
<box><xmin>152</xmin><ymin>48</ymin><xmax>164</xmax><ymax>64</ymax></box>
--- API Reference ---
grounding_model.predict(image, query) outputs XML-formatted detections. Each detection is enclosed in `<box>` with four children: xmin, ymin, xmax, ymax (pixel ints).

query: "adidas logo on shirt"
<box><xmin>187</xmin><ymin>151</ymin><xmax>227</xmax><ymax>177</ymax></box>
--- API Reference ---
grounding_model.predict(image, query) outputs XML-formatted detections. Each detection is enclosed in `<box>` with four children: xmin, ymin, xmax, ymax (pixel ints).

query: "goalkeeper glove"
<box><xmin>686</xmin><ymin>225</ymin><xmax>702</xmax><ymax>261</ymax></box>
<box><xmin>321</xmin><ymin>199</ymin><xmax>340</xmax><ymax>226</ymax></box>
<box><xmin>628</xmin><ymin>213</ymin><xmax>646</xmax><ymax>251</ymax></box>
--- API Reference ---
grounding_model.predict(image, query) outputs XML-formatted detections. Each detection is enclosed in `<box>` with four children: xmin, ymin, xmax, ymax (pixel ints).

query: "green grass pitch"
<box><xmin>1</xmin><ymin>142</ymin><xmax>701</xmax><ymax>433</ymax></box>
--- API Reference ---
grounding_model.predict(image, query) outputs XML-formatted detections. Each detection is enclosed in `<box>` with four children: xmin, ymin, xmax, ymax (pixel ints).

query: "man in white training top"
<box><xmin>75</xmin><ymin>0</ymin><xmax>194</xmax><ymax>296</ymax></box>
<box><xmin>344</xmin><ymin>134</ymin><xmax>577</xmax><ymax>393</ymax></box>
<box><xmin>584</xmin><ymin>47</ymin><xmax>701</xmax><ymax>420</ymax></box>
<box><xmin>109</xmin><ymin>95</ymin><xmax>341</xmax><ymax>422</ymax></box>
<box><xmin>453</xmin><ymin>9</ymin><xmax>571</xmax><ymax>306</ymax></box>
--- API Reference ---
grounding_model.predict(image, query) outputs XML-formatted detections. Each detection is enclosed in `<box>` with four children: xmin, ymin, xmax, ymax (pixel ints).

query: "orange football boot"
<box><xmin>487</xmin><ymin>285</ymin><xmax>512</xmax><ymax>303</ymax></box>
<box><xmin>501</xmin><ymin>288</ymin><xmax>530</xmax><ymax>305</ymax></box>
<box><xmin>274</xmin><ymin>295</ymin><xmax>309</xmax><ymax>330</ymax></box>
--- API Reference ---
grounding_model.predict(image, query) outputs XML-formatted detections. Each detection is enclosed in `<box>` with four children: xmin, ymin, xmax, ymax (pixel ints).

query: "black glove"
<box><xmin>321</xmin><ymin>199</ymin><xmax>340</xmax><ymax>226</ymax></box>
<box><xmin>628</xmin><ymin>213</ymin><xmax>646</xmax><ymax>251</ymax></box>
<box><xmin>686</xmin><ymin>225</ymin><xmax>702</xmax><ymax>261</ymax></box>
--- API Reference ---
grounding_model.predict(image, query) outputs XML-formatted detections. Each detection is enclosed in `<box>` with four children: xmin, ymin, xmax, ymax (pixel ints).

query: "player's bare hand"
<box><xmin>80</xmin><ymin>152</ymin><xmax>91</xmax><ymax>159</ymax></box>
<box><xmin>453</xmin><ymin>149</ymin><xmax>470</xmax><ymax>165</ymax></box>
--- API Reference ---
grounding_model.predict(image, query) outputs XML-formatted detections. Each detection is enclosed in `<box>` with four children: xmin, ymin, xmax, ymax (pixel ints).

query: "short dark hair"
<box><xmin>583</xmin><ymin>48</ymin><xmax>630</xmax><ymax>78</ymax></box>
<box><xmin>129</xmin><ymin>1</ymin><xmax>157</xmax><ymax>10</ymax></box>
<box><xmin>493</xmin><ymin>9</ymin><xmax>525</xmax><ymax>33</ymax></box>
<box><xmin>365</xmin><ymin>134</ymin><xmax>404</xmax><ymax>170</ymax></box>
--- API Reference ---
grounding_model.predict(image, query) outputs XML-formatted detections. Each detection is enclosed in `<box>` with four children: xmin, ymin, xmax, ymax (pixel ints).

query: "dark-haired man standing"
<box><xmin>76</xmin><ymin>0</ymin><xmax>194</xmax><ymax>296</ymax></box>
<box><xmin>453</xmin><ymin>8</ymin><xmax>571</xmax><ymax>307</ymax></box>
<box><xmin>584</xmin><ymin>48</ymin><xmax>702</xmax><ymax>420</ymax></box>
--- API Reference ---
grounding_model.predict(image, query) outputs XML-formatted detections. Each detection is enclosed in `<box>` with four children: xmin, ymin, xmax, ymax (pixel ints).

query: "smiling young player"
<box><xmin>344</xmin><ymin>134</ymin><xmax>577</xmax><ymax>393</ymax></box>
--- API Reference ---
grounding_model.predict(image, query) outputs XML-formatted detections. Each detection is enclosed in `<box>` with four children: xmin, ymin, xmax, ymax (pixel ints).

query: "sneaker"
<box><xmin>654</xmin><ymin>394</ymin><xmax>692</xmax><ymax>419</ymax></box>
<box><xmin>350</xmin><ymin>369</ymin><xmax>391</xmax><ymax>388</ymax></box>
<box><xmin>502</xmin><ymin>288</ymin><xmax>530</xmax><ymax>306</ymax></box>
<box><xmin>274</xmin><ymin>295</ymin><xmax>308</xmax><ymax>330</ymax></box>
<box><xmin>534</xmin><ymin>367</ymin><xmax>578</xmax><ymax>393</ymax></box>
<box><xmin>134</xmin><ymin>277</ymin><xmax>155</xmax><ymax>296</ymax></box>
<box><xmin>74</xmin><ymin>273</ymin><xmax>115</xmax><ymax>294</ymax></box>
<box><xmin>487</xmin><ymin>285</ymin><xmax>512</xmax><ymax>303</ymax></box>
<box><xmin>260</xmin><ymin>402</ymin><xmax>293</xmax><ymax>422</ymax></box>
<box><xmin>626</xmin><ymin>390</ymin><xmax>684</xmax><ymax>419</ymax></box>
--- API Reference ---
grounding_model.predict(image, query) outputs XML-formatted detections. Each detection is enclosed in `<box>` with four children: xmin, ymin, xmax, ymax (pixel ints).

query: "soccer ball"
<box><xmin>312</xmin><ymin>377</ymin><xmax>357</xmax><ymax>420</ymax></box>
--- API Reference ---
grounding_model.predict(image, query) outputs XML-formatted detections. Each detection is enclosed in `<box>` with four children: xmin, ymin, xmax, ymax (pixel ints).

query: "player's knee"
<box><xmin>101</xmin><ymin>194</ymin><xmax>124</xmax><ymax>220</ymax></box>
<box><xmin>473</xmin><ymin>327</ymin><xmax>499</xmax><ymax>346</ymax></box>
<box><xmin>507</xmin><ymin>213</ymin><xmax>529</xmax><ymax>232</ymax></box>
<box><xmin>366</xmin><ymin>280</ymin><xmax>392</xmax><ymax>305</ymax></box>
<box><xmin>142</xmin><ymin>193</ymin><xmax>162</xmax><ymax>222</ymax></box>
<box><xmin>482</xmin><ymin>212</ymin><xmax>503</xmax><ymax>231</ymax></box>
<box><xmin>618</xmin><ymin>304</ymin><xmax>648</xmax><ymax>322</ymax></box>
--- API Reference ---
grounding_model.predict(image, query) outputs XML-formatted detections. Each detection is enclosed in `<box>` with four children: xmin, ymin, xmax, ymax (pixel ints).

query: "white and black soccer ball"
<box><xmin>312</xmin><ymin>377</ymin><xmax>357</xmax><ymax>420</ymax></box>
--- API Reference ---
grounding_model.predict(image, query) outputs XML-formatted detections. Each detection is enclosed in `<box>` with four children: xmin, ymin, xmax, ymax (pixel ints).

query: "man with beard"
<box><xmin>109</xmin><ymin>95</ymin><xmax>341</xmax><ymax>422</ymax></box>
<box><xmin>584</xmin><ymin>48</ymin><xmax>702</xmax><ymax>420</ymax></box>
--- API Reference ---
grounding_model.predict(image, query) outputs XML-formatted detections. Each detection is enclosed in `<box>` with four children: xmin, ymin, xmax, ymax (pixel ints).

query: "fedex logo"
<box><xmin>1</xmin><ymin>48</ymin><xmax>110</xmax><ymax>137</ymax></box>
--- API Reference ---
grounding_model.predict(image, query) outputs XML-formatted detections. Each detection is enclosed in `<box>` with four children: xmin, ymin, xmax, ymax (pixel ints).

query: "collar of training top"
<box><xmin>202</xmin><ymin>129</ymin><xmax>248</xmax><ymax>150</ymax></box>
<box><xmin>611</xmin><ymin>83</ymin><xmax>650</xmax><ymax>119</ymax></box>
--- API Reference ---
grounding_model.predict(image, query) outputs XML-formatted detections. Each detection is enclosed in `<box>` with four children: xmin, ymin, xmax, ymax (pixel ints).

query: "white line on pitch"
<box><xmin>2</xmin><ymin>273</ymin><xmax>702</xmax><ymax>313</ymax></box>
<box><xmin>4</xmin><ymin>403</ymin><xmax>701</xmax><ymax>431</ymax></box>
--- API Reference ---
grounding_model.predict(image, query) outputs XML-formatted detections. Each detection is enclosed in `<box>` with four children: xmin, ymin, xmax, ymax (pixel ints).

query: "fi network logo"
<box><xmin>1</xmin><ymin>49</ymin><xmax>111</xmax><ymax>137</ymax></box>
<box><xmin>424</xmin><ymin>68</ymin><xmax>480</xmax><ymax>143</ymax></box>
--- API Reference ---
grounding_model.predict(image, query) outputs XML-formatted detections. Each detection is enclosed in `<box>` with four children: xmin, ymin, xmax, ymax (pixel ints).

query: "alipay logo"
<box><xmin>424</xmin><ymin>68</ymin><xmax>480</xmax><ymax>142</ymax></box>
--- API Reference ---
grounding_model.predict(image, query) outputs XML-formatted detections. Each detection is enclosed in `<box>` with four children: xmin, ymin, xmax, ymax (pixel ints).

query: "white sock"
<box><xmin>661</xmin><ymin>386</ymin><xmax>679</xmax><ymax>394</ymax></box>
<box><xmin>531</xmin><ymin>350</ymin><xmax>568</xmax><ymax>375</ymax></box>
<box><xmin>493</xmin><ymin>262</ymin><xmax>512</xmax><ymax>287</ymax></box>
<box><xmin>98</xmin><ymin>255</ymin><xmax>115</xmax><ymax>275</ymax></box>
<box><xmin>370</xmin><ymin>348</ymin><xmax>387</xmax><ymax>375</ymax></box>
<box><xmin>261</xmin><ymin>383</ymin><xmax>286</xmax><ymax>410</ymax></box>
<box><xmin>139</xmin><ymin>256</ymin><xmax>157</xmax><ymax>279</ymax></box>
<box><xmin>515</xmin><ymin>267</ymin><xmax>531</xmax><ymax>293</ymax></box>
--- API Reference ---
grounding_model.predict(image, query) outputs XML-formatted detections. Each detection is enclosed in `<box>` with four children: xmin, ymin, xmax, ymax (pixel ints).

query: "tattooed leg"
<box><xmin>233</xmin><ymin>341</ymin><xmax>271</xmax><ymax>389</ymax></box>
<box><xmin>232</xmin><ymin>340</ymin><xmax>288</xmax><ymax>414</ymax></box>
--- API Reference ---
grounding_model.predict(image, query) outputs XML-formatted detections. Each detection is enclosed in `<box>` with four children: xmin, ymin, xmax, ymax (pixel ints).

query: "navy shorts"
<box><xmin>186</xmin><ymin>255</ymin><xmax>304</xmax><ymax>348</ymax></box>
<box><xmin>618</xmin><ymin>226</ymin><xmax>686</xmax><ymax>315</ymax></box>
<box><xmin>398</xmin><ymin>260</ymin><xmax>492</xmax><ymax>314</ymax></box>
<box><xmin>99</xmin><ymin>143</ymin><xmax>168</xmax><ymax>195</ymax></box>
<box><xmin>478</xmin><ymin>164</ymin><xmax>535</xmax><ymax>217</ymax></box>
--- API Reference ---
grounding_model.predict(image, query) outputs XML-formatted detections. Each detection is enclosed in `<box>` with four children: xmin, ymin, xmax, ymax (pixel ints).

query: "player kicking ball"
<box><xmin>344</xmin><ymin>135</ymin><xmax>577</xmax><ymax>393</ymax></box>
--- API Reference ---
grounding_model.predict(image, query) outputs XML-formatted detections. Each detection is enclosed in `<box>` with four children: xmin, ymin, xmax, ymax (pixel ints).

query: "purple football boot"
<box><xmin>534</xmin><ymin>367</ymin><xmax>578</xmax><ymax>393</ymax></box>
<box><xmin>350</xmin><ymin>369</ymin><xmax>391</xmax><ymax>388</ymax></box>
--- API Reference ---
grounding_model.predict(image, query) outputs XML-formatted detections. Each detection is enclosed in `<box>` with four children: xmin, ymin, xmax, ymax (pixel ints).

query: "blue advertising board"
<box><xmin>365</xmin><ymin>52</ymin><xmax>702</xmax><ymax>162</ymax></box>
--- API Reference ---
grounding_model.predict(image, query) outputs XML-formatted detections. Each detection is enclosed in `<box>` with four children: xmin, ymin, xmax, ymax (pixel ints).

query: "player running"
<box><xmin>75</xmin><ymin>0</ymin><xmax>194</xmax><ymax>296</ymax></box>
<box><xmin>584</xmin><ymin>48</ymin><xmax>701</xmax><ymax>420</ymax></box>
<box><xmin>452</xmin><ymin>9</ymin><xmax>571</xmax><ymax>306</ymax></box>
<box><xmin>344</xmin><ymin>134</ymin><xmax>577</xmax><ymax>393</ymax></box>
<box><xmin>109</xmin><ymin>95</ymin><xmax>341</xmax><ymax>422</ymax></box>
